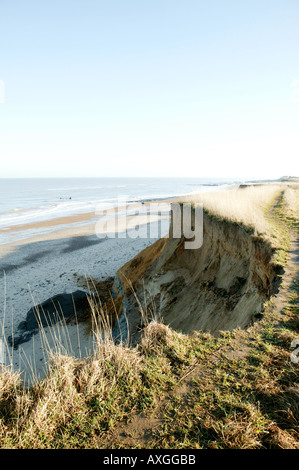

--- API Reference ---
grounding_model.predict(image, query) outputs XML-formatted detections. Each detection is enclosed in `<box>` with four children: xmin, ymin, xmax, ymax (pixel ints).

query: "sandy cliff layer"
<box><xmin>109</xmin><ymin>207</ymin><xmax>283</xmax><ymax>341</ymax></box>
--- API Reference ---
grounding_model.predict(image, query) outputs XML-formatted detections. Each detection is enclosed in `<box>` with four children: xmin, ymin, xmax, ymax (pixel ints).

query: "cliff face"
<box><xmin>110</xmin><ymin>209</ymin><xmax>283</xmax><ymax>341</ymax></box>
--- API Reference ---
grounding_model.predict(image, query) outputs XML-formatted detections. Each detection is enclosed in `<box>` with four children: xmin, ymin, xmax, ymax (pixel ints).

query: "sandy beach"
<box><xmin>0</xmin><ymin>201</ymin><xmax>171</xmax><ymax>383</ymax></box>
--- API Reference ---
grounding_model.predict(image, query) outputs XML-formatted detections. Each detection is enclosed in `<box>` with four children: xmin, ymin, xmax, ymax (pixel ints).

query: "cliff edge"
<box><xmin>110</xmin><ymin>206</ymin><xmax>283</xmax><ymax>342</ymax></box>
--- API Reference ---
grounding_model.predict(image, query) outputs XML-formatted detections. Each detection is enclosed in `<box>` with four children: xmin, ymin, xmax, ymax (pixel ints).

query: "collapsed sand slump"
<box><xmin>108</xmin><ymin>206</ymin><xmax>284</xmax><ymax>341</ymax></box>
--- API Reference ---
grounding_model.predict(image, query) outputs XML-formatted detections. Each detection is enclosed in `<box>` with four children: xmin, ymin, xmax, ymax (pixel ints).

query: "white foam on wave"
<box><xmin>0</xmin><ymin>199</ymin><xmax>121</xmax><ymax>230</ymax></box>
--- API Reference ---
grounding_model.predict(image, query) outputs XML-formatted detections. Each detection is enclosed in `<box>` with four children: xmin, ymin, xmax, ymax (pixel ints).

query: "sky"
<box><xmin>0</xmin><ymin>0</ymin><xmax>299</xmax><ymax>179</ymax></box>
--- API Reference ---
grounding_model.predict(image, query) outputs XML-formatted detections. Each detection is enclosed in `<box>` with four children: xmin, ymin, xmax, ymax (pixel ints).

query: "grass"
<box><xmin>180</xmin><ymin>183</ymin><xmax>289</xmax><ymax>235</ymax></box>
<box><xmin>180</xmin><ymin>182</ymin><xmax>299</xmax><ymax>243</ymax></box>
<box><xmin>0</xmin><ymin>184</ymin><xmax>298</xmax><ymax>448</ymax></box>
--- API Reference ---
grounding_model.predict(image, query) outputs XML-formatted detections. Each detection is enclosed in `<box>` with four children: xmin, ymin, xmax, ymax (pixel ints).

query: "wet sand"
<box><xmin>0</xmin><ymin>210</ymin><xmax>97</xmax><ymax>233</ymax></box>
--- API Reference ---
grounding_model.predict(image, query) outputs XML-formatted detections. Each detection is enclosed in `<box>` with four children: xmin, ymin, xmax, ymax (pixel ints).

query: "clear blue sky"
<box><xmin>0</xmin><ymin>0</ymin><xmax>298</xmax><ymax>178</ymax></box>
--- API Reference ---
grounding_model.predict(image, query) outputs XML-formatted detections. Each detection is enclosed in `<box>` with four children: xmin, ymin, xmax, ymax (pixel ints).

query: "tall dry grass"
<box><xmin>0</xmin><ymin>295</ymin><xmax>144</xmax><ymax>447</ymax></box>
<box><xmin>284</xmin><ymin>186</ymin><xmax>299</xmax><ymax>218</ymax></box>
<box><xmin>179</xmin><ymin>183</ymin><xmax>287</xmax><ymax>235</ymax></box>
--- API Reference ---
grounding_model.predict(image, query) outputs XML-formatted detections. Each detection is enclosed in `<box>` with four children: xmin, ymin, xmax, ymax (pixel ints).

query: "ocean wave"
<box><xmin>0</xmin><ymin>198</ymin><xmax>131</xmax><ymax>230</ymax></box>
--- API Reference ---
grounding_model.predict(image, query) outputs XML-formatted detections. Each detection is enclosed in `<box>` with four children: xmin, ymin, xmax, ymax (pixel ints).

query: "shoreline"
<box><xmin>0</xmin><ymin>197</ymin><xmax>177</xmax><ymax>258</ymax></box>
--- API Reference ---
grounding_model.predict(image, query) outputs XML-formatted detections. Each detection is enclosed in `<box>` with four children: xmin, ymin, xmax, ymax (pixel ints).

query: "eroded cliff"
<box><xmin>109</xmin><ymin>207</ymin><xmax>283</xmax><ymax>342</ymax></box>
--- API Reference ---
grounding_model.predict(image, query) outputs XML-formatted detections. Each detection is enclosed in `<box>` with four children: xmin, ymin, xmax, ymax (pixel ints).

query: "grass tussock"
<box><xmin>0</xmin><ymin>337</ymin><xmax>145</xmax><ymax>448</ymax></box>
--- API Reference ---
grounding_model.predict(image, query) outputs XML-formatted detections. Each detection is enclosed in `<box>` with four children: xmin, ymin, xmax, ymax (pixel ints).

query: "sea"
<box><xmin>0</xmin><ymin>177</ymin><xmax>244</xmax><ymax>246</ymax></box>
